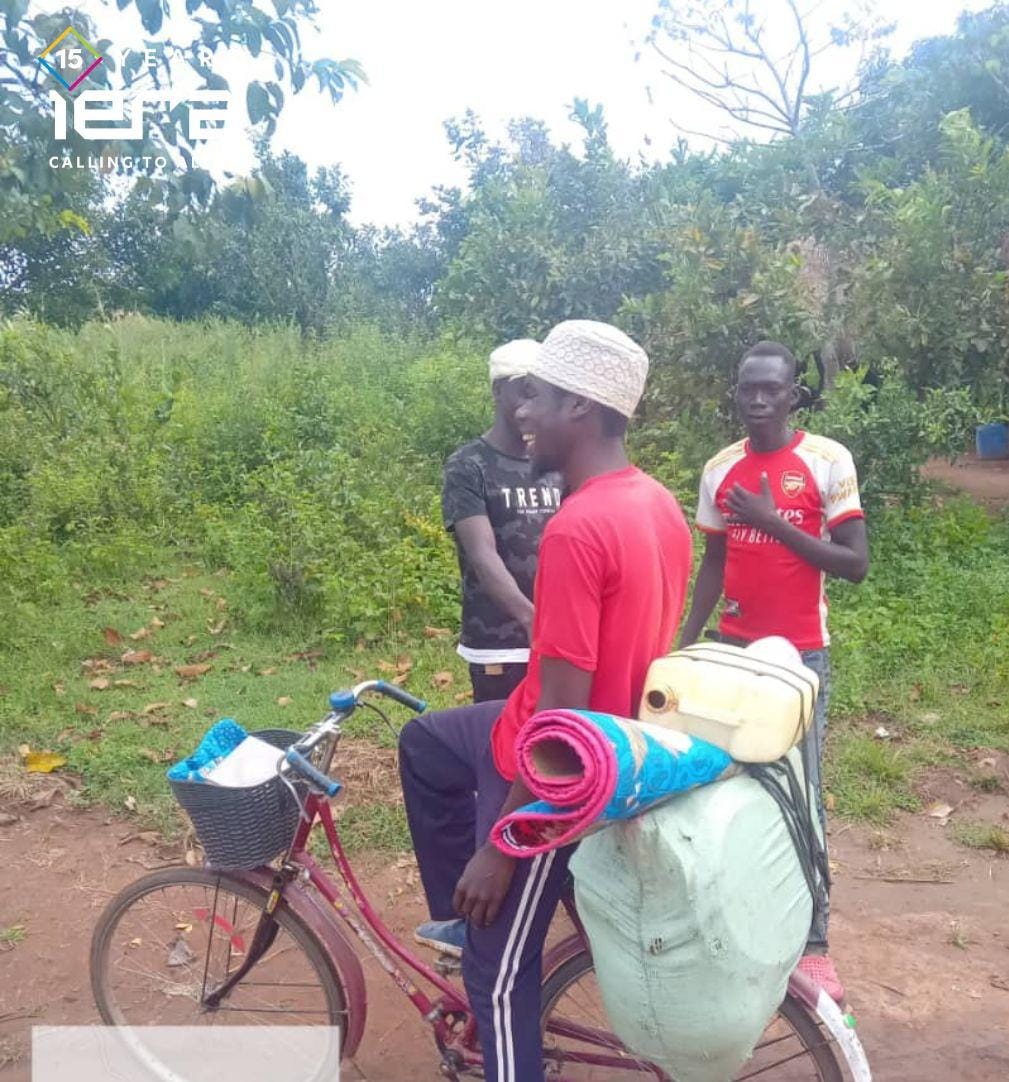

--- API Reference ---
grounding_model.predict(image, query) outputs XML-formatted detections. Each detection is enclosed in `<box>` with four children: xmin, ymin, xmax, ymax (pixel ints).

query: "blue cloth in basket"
<box><xmin>167</xmin><ymin>719</ymin><xmax>247</xmax><ymax>783</ymax></box>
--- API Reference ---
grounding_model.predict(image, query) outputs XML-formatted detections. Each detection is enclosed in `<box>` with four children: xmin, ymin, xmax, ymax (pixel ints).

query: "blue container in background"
<box><xmin>976</xmin><ymin>422</ymin><xmax>1009</xmax><ymax>460</ymax></box>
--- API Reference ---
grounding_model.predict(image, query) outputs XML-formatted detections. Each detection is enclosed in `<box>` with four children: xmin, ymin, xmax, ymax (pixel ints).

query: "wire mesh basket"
<box><xmin>169</xmin><ymin>728</ymin><xmax>307</xmax><ymax>869</ymax></box>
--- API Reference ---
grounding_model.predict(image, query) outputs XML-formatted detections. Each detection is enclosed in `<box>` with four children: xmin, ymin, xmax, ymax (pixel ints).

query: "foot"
<box><xmin>797</xmin><ymin>953</ymin><xmax>845</xmax><ymax>1005</ymax></box>
<box><xmin>414</xmin><ymin>918</ymin><xmax>467</xmax><ymax>958</ymax></box>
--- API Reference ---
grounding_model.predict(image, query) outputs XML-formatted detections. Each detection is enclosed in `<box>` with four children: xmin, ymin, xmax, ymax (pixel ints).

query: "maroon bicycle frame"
<box><xmin>235</xmin><ymin>789</ymin><xmax>661</xmax><ymax>1077</ymax></box>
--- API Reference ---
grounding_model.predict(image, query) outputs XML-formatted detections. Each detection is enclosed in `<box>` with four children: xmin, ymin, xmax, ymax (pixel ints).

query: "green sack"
<box><xmin>571</xmin><ymin>752</ymin><xmax>813</xmax><ymax>1082</ymax></box>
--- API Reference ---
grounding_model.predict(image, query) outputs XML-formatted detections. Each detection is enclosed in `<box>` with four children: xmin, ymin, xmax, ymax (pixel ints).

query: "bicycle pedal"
<box><xmin>434</xmin><ymin>952</ymin><xmax>462</xmax><ymax>976</ymax></box>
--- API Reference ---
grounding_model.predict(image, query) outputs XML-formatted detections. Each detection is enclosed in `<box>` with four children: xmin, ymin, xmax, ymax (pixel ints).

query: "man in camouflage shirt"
<box><xmin>442</xmin><ymin>340</ymin><xmax>561</xmax><ymax>703</ymax></box>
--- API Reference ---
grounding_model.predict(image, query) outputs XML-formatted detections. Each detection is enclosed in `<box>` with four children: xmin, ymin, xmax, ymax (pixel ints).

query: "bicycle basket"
<box><xmin>169</xmin><ymin>728</ymin><xmax>308</xmax><ymax>870</ymax></box>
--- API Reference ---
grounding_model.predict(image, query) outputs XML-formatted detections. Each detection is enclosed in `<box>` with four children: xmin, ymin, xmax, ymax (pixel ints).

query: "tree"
<box><xmin>0</xmin><ymin>0</ymin><xmax>364</xmax><ymax>242</ymax></box>
<box><xmin>644</xmin><ymin>0</ymin><xmax>893</xmax><ymax>142</ymax></box>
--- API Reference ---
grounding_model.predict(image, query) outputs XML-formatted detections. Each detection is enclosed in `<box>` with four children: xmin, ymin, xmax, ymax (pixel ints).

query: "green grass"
<box><xmin>822</xmin><ymin>499</ymin><xmax>1009</xmax><ymax>823</ymax></box>
<box><xmin>3</xmin><ymin>424</ymin><xmax>1009</xmax><ymax>845</ymax></box>
<box><xmin>0</xmin><ymin>561</ymin><xmax>468</xmax><ymax>844</ymax></box>
<box><xmin>951</xmin><ymin>820</ymin><xmax>1009</xmax><ymax>853</ymax></box>
<box><xmin>0</xmin><ymin>924</ymin><xmax>26</xmax><ymax>949</ymax></box>
<box><xmin>335</xmin><ymin>804</ymin><xmax>412</xmax><ymax>854</ymax></box>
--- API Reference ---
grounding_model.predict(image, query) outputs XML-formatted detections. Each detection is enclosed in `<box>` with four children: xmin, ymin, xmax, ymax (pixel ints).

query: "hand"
<box><xmin>725</xmin><ymin>472</ymin><xmax>779</xmax><ymax>532</ymax></box>
<box><xmin>453</xmin><ymin>843</ymin><xmax>516</xmax><ymax>927</ymax></box>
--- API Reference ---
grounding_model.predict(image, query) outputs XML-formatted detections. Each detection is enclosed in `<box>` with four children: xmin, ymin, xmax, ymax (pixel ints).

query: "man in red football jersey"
<box><xmin>679</xmin><ymin>340</ymin><xmax>869</xmax><ymax>1004</ymax></box>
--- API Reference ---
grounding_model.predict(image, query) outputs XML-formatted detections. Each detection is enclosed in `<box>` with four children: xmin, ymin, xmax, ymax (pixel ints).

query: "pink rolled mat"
<box><xmin>490</xmin><ymin>708</ymin><xmax>734</xmax><ymax>857</ymax></box>
<box><xmin>490</xmin><ymin>709</ymin><xmax>620</xmax><ymax>857</ymax></box>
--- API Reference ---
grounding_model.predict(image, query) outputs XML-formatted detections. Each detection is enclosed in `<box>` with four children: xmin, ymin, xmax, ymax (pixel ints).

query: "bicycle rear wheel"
<box><xmin>91</xmin><ymin>867</ymin><xmax>348</xmax><ymax>1080</ymax></box>
<box><xmin>540</xmin><ymin>949</ymin><xmax>843</xmax><ymax>1081</ymax></box>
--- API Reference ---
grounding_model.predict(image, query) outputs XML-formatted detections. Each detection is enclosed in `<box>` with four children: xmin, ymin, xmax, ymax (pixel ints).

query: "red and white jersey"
<box><xmin>696</xmin><ymin>430</ymin><xmax>863</xmax><ymax>650</ymax></box>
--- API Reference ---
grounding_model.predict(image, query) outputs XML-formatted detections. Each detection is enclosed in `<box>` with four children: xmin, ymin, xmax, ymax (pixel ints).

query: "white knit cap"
<box><xmin>489</xmin><ymin>339</ymin><xmax>540</xmax><ymax>384</ymax></box>
<box><xmin>531</xmin><ymin>320</ymin><xmax>649</xmax><ymax>418</ymax></box>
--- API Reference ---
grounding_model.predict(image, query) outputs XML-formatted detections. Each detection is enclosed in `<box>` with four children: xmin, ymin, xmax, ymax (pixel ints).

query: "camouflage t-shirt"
<box><xmin>442</xmin><ymin>438</ymin><xmax>562</xmax><ymax>658</ymax></box>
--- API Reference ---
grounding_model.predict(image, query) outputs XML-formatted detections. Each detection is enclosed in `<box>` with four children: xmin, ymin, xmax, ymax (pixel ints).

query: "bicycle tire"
<box><xmin>540</xmin><ymin>949</ymin><xmax>844</xmax><ymax>1082</ymax></box>
<box><xmin>90</xmin><ymin>867</ymin><xmax>351</xmax><ymax>1080</ymax></box>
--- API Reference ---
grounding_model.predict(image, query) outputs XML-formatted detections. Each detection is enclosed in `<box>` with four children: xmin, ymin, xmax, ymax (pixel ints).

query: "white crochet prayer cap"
<box><xmin>531</xmin><ymin>320</ymin><xmax>649</xmax><ymax>418</ymax></box>
<box><xmin>489</xmin><ymin>339</ymin><xmax>540</xmax><ymax>384</ymax></box>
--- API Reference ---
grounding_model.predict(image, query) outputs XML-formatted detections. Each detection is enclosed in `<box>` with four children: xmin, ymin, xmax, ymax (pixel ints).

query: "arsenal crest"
<box><xmin>781</xmin><ymin>470</ymin><xmax>806</xmax><ymax>498</ymax></box>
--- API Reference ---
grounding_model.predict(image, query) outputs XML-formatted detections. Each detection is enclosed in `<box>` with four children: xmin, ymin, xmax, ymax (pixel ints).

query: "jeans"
<box><xmin>800</xmin><ymin>648</ymin><xmax>831</xmax><ymax>950</ymax></box>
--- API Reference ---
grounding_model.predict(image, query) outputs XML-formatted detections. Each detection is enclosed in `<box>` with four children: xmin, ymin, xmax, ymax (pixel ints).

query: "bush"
<box><xmin>803</xmin><ymin>365</ymin><xmax>977</xmax><ymax>511</ymax></box>
<box><xmin>0</xmin><ymin>316</ymin><xmax>483</xmax><ymax>643</ymax></box>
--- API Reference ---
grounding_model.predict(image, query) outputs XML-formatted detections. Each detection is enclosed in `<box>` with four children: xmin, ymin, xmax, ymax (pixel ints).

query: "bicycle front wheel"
<box><xmin>540</xmin><ymin>949</ymin><xmax>844</xmax><ymax>1082</ymax></box>
<box><xmin>91</xmin><ymin>867</ymin><xmax>348</xmax><ymax>1079</ymax></box>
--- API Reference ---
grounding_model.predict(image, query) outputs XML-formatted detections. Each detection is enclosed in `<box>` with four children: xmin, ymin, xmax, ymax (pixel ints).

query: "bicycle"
<box><xmin>90</xmin><ymin>679</ymin><xmax>872</xmax><ymax>1081</ymax></box>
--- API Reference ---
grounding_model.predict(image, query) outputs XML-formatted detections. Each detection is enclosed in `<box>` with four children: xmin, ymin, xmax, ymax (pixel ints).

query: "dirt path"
<box><xmin>1</xmin><ymin>789</ymin><xmax>1007</xmax><ymax>1082</ymax></box>
<box><xmin>924</xmin><ymin>454</ymin><xmax>1009</xmax><ymax>510</ymax></box>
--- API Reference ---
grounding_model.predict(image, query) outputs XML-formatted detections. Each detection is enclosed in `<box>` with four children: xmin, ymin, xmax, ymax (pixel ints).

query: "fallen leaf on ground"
<box><xmin>141</xmin><ymin>702</ymin><xmax>171</xmax><ymax>716</ymax></box>
<box><xmin>396</xmin><ymin>654</ymin><xmax>414</xmax><ymax>673</ymax></box>
<box><xmin>167</xmin><ymin>938</ymin><xmax>197</xmax><ymax>968</ymax></box>
<box><xmin>277</xmin><ymin>696</ymin><xmax>293</xmax><ymax>707</ymax></box>
<box><xmin>432</xmin><ymin>671</ymin><xmax>454</xmax><ymax>690</ymax></box>
<box><xmin>21</xmin><ymin>749</ymin><xmax>67</xmax><ymax>774</ymax></box>
<box><xmin>182</xmin><ymin>698</ymin><xmax>198</xmax><ymax>709</ymax></box>
<box><xmin>215</xmin><ymin>596</ymin><xmax>228</xmax><ymax>611</ymax></box>
<box><xmin>150</xmin><ymin>617</ymin><xmax>165</xmax><ymax>629</ymax></box>
<box><xmin>185</xmin><ymin>634</ymin><xmax>198</xmax><ymax>646</ymax></box>
<box><xmin>138</xmin><ymin>748</ymin><xmax>174</xmax><ymax>764</ymax></box>
<box><xmin>454</xmin><ymin>690</ymin><xmax>473</xmax><ymax>704</ymax></box>
<box><xmin>113</xmin><ymin>679</ymin><xmax>139</xmax><ymax>688</ymax></box>
<box><xmin>175</xmin><ymin>664</ymin><xmax>212</xmax><ymax>680</ymax></box>
<box><xmin>130</xmin><ymin>627</ymin><xmax>152</xmax><ymax>642</ymax></box>
<box><xmin>89</xmin><ymin>678</ymin><xmax>110</xmax><ymax>691</ymax></box>
<box><xmin>52</xmin><ymin>682</ymin><xmax>66</xmax><ymax>697</ymax></box>
<box><xmin>207</xmin><ymin>620</ymin><xmax>227</xmax><ymax>636</ymax></box>
<box><xmin>874</xmin><ymin>726</ymin><xmax>891</xmax><ymax>740</ymax></box>
<box><xmin>189</xmin><ymin>649</ymin><xmax>219</xmax><ymax>663</ymax></box>
<box><xmin>82</xmin><ymin>658</ymin><xmax>114</xmax><ymax>674</ymax></box>
<box><xmin>107</xmin><ymin>711</ymin><xmax>139</xmax><ymax>722</ymax></box>
<box><xmin>199</xmin><ymin>588</ymin><xmax>215</xmax><ymax>599</ymax></box>
<box><xmin>258</xmin><ymin>667</ymin><xmax>277</xmax><ymax>676</ymax></box>
<box><xmin>285</xmin><ymin>649</ymin><xmax>324</xmax><ymax>663</ymax></box>
<box><xmin>927</xmin><ymin>801</ymin><xmax>954</xmax><ymax>822</ymax></box>
<box><xmin>103</xmin><ymin>627</ymin><xmax>123</xmax><ymax>646</ymax></box>
<box><xmin>424</xmin><ymin>626</ymin><xmax>452</xmax><ymax>639</ymax></box>
<box><xmin>824</xmin><ymin>792</ymin><xmax>837</xmax><ymax>812</ymax></box>
<box><xmin>377</xmin><ymin>660</ymin><xmax>397</xmax><ymax>675</ymax></box>
<box><xmin>75</xmin><ymin>702</ymin><xmax>97</xmax><ymax>717</ymax></box>
<box><xmin>121</xmin><ymin>650</ymin><xmax>154</xmax><ymax>666</ymax></box>
<box><xmin>124</xmin><ymin>796</ymin><xmax>138</xmax><ymax>812</ymax></box>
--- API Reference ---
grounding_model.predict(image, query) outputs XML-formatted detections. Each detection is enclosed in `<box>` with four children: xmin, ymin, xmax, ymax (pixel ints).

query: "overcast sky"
<box><xmin>36</xmin><ymin>0</ymin><xmax>995</xmax><ymax>227</ymax></box>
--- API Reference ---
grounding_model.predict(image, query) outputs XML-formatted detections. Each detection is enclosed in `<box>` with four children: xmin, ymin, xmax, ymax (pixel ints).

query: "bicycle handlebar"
<box><xmin>285</xmin><ymin>748</ymin><xmax>342</xmax><ymax>798</ymax></box>
<box><xmin>281</xmin><ymin>678</ymin><xmax>427</xmax><ymax>794</ymax></box>
<box><xmin>372</xmin><ymin>679</ymin><xmax>427</xmax><ymax>714</ymax></box>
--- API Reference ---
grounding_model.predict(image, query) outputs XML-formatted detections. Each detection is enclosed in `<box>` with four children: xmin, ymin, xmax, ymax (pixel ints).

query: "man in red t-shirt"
<box><xmin>400</xmin><ymin>320</ymin><xmax>692</xmax><ymax>1082</ymax></box>
<box><xmin>679</xmin><ymin>340</ymin><xmax>869</xmax><ymax>1003</ymax></box>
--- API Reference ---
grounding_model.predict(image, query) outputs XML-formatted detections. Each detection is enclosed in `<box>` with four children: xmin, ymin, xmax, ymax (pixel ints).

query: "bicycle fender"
<box><xmin>542</xmin><ymin>932</ymin><xmax>587</xmax><ymax>978</ymax></box>
<box><xmin>788</xmin><ymin>970</ymin><xmax>872</xmax><ymax>1081</ymax></box>
<box><xmin>237</xmin><ymin>867</ymin><xmax>368</xmax><ymax>1059</ymax></box>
